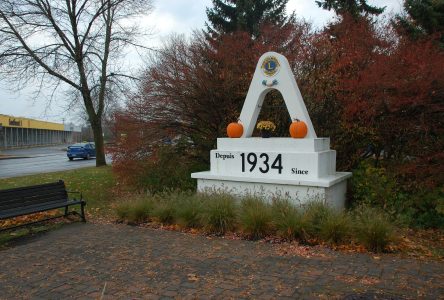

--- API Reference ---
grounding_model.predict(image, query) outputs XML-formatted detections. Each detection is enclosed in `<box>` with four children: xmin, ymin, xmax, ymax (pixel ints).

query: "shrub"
<box><xmin>407</xmin><ymin>189</ymin><xmax>444</xmax><ymax>229</ymax></box>
<box><xmin>353</xmin><ymin>206</ymin><xmax>394</xmax><ymax>252</ymax></box>
<box><xmin>202</xmin><ymin>193</ymin><xmax>237</xmax><ymax>235</ymax></box>
<box><xmin>271</xmin><ymin>199</ymin><xmax>306</xmax><ymax>240</ymax></box>
<box><xmin>137</xmin><ymin>144</ymin><xmax>206</xmax><ymax>194</ymax></box>
<box><xmin>175</xmin><ymin>193</ymin><xmax>205</xmax><ymax>228</ymax></box>
<box><xmin>351</xmin><ymin>161</ymin><xmax>399</xmax><ymax>210</ymax></box>
<box><xmin>111</xmin><ymin>138</ymin><xmax>207</xmax><ymax>194</ymax></box>
<box><xmin>352</xmin><ymin>162</ymin><xmax>444</xmax><ymax>229</ymax></box>
<box><xmin>239</xmin><ymin>197</ymin><xmax>272</xmax><ymax>239</ymax></box>
<box><xmin>319</xmin><ymin>211</ymin><xmax>352</xmax><ymax>245</ymax></box>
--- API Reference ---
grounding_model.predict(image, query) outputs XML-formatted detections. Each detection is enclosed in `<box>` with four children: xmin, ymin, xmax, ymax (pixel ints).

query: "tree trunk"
<box><xmin>90</xmin><ymin>117</ymin><xmax>107</xmax><ymax>167</ymax></box>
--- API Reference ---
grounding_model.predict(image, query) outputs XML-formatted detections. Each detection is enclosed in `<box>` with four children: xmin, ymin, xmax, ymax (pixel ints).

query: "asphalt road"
<box><xmin>0</xmin><ymin>145</ymin><xmax>110</xmax><ymax>178</ymax></box>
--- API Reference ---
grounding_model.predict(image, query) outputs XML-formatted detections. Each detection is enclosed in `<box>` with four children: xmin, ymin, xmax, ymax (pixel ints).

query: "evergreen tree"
<box><xmin>206</xmin><ymin>0</ymin><xmax>290</xmax><ymax>37</ymax></box>
<box><xmin>315</xmin><ymin>0</ymin><xmax>385</xmax><ymax>18</ymax></box>
<box><xmin>396</xmin><ymin>0</ymin><xmax>444</xmax><ymax>42</ymax></box>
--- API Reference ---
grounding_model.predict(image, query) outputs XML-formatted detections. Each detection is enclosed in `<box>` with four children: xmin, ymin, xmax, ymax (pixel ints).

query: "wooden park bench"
<box><xmin>0</xmin><ymin>180</ymin><xmax>86</xmax><ymax>230</ymax></box>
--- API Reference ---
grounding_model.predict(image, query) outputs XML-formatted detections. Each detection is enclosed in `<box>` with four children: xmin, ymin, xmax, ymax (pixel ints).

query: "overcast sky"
<box><xmin>0</xmin><ymin>0</ymin><xmax>403</xmax><ymax>124</ymax></box>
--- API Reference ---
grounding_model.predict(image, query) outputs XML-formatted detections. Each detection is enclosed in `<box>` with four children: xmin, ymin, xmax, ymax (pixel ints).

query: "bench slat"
<box><xmin>0</xmin><ymin>189</ymin><xmax>66</xmax><ymax>201</ymax></box>
<box><xmin>0</xmin><ymin>195</ymin><xmax>68</xmax><ymax>211</ymax></box>
<box><xmin>0</xmin><ymin>200</ymin><xmax>84</xmax><ymax>220</ymax></box>
<box><xmin>0</xmin><ymin>181</ymin><xmax>64</xmax><ymax>193</ymax></box>
<box><xmin>0</xmin><ymin>191</ymin><xmax>67</xmax><ymax>205</ymax></box>
<box><xmin>0</xmin><ymin>185</ymin><xmax>67</xmax><ymax>202</ymax></box>
<box><xmin>1</xmin><ymin>200</ymin><xmax>69</xmax><ymax>216</ymax></box>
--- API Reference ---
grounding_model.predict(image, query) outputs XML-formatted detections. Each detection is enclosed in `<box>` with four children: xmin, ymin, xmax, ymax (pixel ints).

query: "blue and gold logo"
<box><xmin>261</xmin><ymin>56</ymin><xmax>280</xmax><ymax>77</ymax></box>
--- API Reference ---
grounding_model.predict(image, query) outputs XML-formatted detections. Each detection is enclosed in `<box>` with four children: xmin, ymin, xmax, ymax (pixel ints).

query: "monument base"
<box><xmin>192</xmin><ymin>172</ymin><xmax>351</xmax><ymax>210</ymax></box>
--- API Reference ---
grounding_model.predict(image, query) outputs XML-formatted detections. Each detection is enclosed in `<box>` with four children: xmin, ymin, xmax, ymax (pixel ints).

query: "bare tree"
<box><xmin>0</xmin><ymin>0</ymin><xmax>153</xmax><ymax>166</ymax></box>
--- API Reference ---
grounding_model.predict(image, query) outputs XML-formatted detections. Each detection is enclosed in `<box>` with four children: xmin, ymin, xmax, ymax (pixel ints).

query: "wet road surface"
<box><xmin>0</xmin><ymin>145</ymin><xmax>109</xmax><ymax>178</ymax></box>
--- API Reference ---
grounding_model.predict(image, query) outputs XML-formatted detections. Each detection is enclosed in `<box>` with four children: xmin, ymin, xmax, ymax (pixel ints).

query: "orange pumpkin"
<box><xmin>289</xmin><ymin>119</ymin><xmax>308</xmax><ymax>138</ymax></box>
<box><xmin>227</xmin><ymin>122</ymin><xmax>243</xmax><ymax>138</ymax></box>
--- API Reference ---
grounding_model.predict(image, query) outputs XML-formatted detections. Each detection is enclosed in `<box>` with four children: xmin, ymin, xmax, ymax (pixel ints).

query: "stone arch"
<box><xmin>238</xmin><ymin>52</ymin><xmax>317</xmax><ymax>138</ymax></box>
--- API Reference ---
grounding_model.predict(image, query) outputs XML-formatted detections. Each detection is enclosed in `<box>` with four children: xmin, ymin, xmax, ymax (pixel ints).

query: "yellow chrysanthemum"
<box><xmin>256</xmin><ymin>121</ymin><xmax>276</xmax><ymax>132</ymax></box>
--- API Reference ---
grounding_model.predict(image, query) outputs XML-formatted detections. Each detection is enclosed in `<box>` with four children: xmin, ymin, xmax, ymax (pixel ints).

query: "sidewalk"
<box><xmin>0</xmin><ymin>223</ymin><xmax>443</xmax><ymax>299</ymax></box>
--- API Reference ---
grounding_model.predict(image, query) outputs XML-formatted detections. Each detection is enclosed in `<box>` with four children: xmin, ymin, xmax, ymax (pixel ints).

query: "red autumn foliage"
<box><xmin>108</xmin><ymin>114</ymin><xmax>144</xmax><ymax>186</ymax></box>
<box><xmin>127</xmin><ymin>22</ymin><xmax>311</xmax><ymax>160</ymax></box>
<box><xmin>109</xmin><ymin>21</ymin><xmax>313</xmax><ymax>190</ymax></box>
<box><xmin>320</xmin><ymin>15</ymin><xmax>444</xmax><ymax>186</ymax></box>
<box><xmin>112</xmin><ymin>14</ymin><xmax>443</xmax><ymax>191</ymax></box>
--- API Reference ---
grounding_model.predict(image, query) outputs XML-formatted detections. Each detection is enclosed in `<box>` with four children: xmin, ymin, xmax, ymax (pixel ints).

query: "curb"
<box><xmin>0</xmin><ymin>156</ymin><xmax>30</xmax><ymax>160</ymax></box>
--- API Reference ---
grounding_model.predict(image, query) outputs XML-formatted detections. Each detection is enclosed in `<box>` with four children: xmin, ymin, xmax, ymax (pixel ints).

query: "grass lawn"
<box><xmin>0</xmin><ymin>166</ymin><xmax>116</xmax><ymax>212</ymax></box>
<box><xmin>0</xmin><ymin>166</ymin><xmax>117</xmax><ymax>247</ymax></box>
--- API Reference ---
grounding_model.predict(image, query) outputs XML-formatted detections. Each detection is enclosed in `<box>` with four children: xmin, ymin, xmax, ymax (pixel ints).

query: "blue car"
<box><xmin>67</xmin><ymin>142</ymin><xmax>96</xmax><ymax>161</ymax></box>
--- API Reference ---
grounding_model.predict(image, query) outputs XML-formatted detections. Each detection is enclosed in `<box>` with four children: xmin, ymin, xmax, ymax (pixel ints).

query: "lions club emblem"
<box><xmin>261</xmin><ymin>56</ymin><xmax>280</xmax><ymax>77</ymax></box>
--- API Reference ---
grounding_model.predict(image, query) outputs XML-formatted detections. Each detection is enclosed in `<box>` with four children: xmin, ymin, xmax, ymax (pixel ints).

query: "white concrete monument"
<box><xmin>191</xmin><ymin>52</ymin><xmax>351</xmax><ymax>209</ymax></box>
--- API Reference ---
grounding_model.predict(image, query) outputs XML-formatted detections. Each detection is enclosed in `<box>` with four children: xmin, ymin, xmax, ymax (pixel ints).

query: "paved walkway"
<box><xmin>0</xmin><ymin>223</ymin><xmax>443</xmax><ymax>299</ymax></box>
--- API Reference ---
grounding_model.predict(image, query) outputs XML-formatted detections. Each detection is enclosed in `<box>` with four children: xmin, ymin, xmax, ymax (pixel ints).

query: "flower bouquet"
<box><xmin>256</xmin><ymin>121</ymin><xmax>276</xmax><ymax>138</ymax></box>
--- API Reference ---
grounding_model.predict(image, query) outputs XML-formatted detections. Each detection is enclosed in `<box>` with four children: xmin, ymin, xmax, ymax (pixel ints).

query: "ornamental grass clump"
<box><xmin>319</xmin><ymin>211</ymin><xmax>352</xmax><ymax>245</ymax></box>
<box><xmin>239</xmin><ymin>197</ymin><xmax>273</xmax><ymax>239</ymax></box>
<box><xmin>202</xmin><ymin>193</ymin><xmax>237</xmax><ymax>235</ymax></box>
<box><xmin>271</xmin><ymin>199</ymin><xmax>306</xmax><ymax>241</ymax></box>
<box><xmin>302</xmin><ymin>200</ymin><xmax>333</xmax><ymax>239</ymax></box>
<box><xmin>115</xmin><ymin>202</ymin><xmax>132</xmax><ymax>221</ymax></box>
<box><xmin>353</xmin><ymin>205</ymin><xmax>394</xmax><ymax>252</ymax></box>
<box><xmin>151</xmin><ymin>193</ymin><xmax>178</xmax><ymax>224</ymax></box>
<box><xmin>116</xmin><ymin>197</ymin><xmax>154</xmax><ymax>224</ymax></box>
<box><xmin>129</xmin><ymin>199</ymin><xmax>154</xmax><ymax>223</ymax></box>
<box><xmin>175</xmin><ymin>193</ymin><xmax>205</xmax><ymax>228</ymax></box>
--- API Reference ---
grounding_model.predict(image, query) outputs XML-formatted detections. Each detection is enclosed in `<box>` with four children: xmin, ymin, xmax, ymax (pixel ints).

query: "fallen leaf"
<box><xmin>187</xmin><ymin>273</ymin><xmax>199</xmax><ymax>281</ymax></box>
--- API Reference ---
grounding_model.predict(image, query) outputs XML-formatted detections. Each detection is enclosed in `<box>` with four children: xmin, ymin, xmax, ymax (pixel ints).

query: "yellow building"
<box><xmin>0</xmin><ymin>114</ymin><xmax>81</xmax><ymax>149</ymax></box>
<box><xmin>0</xmin><ymin>115</ymin><xmax>64</xmax><ymax>131</ymax></box>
